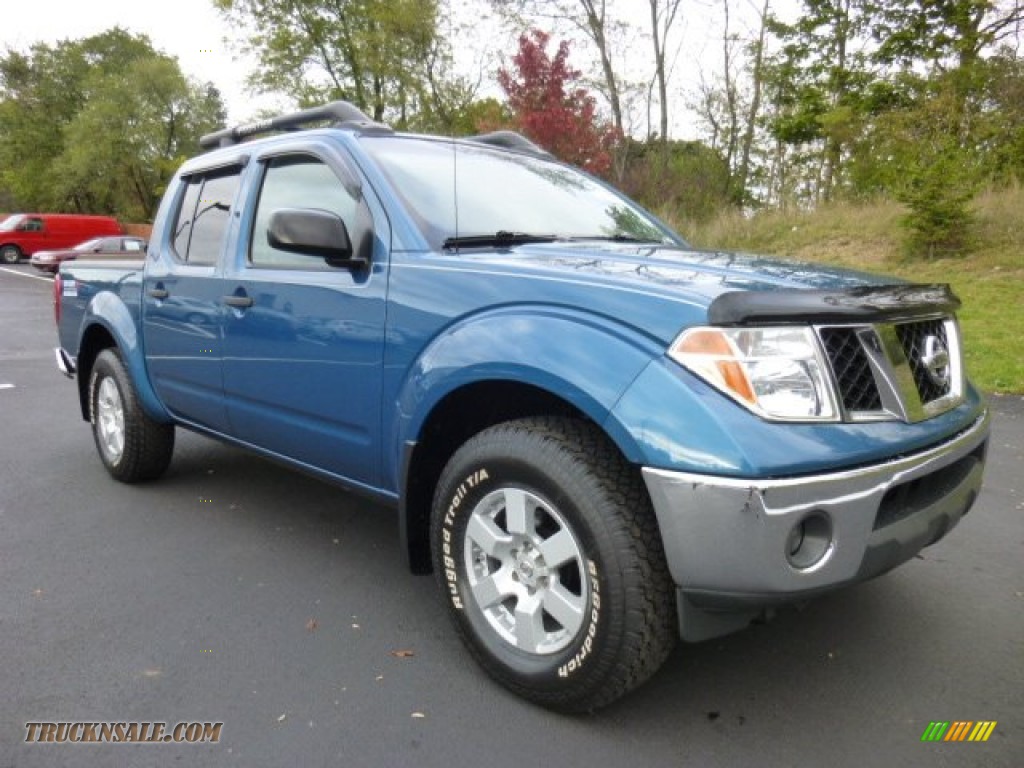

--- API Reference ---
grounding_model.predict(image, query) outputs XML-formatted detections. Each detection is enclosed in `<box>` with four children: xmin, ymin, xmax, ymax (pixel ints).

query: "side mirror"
<box><xmin>267</xmin><ymin>208</ymin><xmax>365</xmax><ymax>268</ymax></box>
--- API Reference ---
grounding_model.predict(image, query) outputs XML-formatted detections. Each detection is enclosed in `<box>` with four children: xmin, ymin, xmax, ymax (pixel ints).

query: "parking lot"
<box><xmin>1</xmin><ymin>262</ymin><xmax>1021</xmax><ymax>767</ymax></box>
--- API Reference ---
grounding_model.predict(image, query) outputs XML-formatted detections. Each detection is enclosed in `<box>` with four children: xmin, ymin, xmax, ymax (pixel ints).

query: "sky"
<box><xmin>1</xmin><ymin>0</ymin><xmax>796</xmax><ymax>138</ymax></box>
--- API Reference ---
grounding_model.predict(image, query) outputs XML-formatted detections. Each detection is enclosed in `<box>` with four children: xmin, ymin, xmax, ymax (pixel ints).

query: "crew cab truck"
<box><xmin>55</xmin><ymin>102</ymin><xmax>990</xmax><ymax>712</ymax></box>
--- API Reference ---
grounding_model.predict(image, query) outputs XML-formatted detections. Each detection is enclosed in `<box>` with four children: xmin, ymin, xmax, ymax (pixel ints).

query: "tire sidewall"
<box><xmin>89</xmin><ymin>352</ymin><xmax>126</xmax><ymax>472</ymax></box>
<box><xmin>1</xmin><ymin>246</ymin><xmax>21</xmax><ymax>264</ymax></box>
<box><xmin>434</xmin><ymin>446</ymin><xmax>619</xmax><ymax>696</ymax></box>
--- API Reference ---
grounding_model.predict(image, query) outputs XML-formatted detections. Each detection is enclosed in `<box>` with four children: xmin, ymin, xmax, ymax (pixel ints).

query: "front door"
<box><xmin>220</xmin><ymin>150</ymin><xmax>387</xmax><ymax>488</ymax></box>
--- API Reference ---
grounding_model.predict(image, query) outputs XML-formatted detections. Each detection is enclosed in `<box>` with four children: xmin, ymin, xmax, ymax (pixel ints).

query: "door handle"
<box><xmin>222</xmin><ymin>295</ymin><xmax>254</xmax><ymax>308</ymax></box>
<box><xmin>148</xmin><ymin>288</ymin><xmax>169</xmax><ymax>299</ymax></box>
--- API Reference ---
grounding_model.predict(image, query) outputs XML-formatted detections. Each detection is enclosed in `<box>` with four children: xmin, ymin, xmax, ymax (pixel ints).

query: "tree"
<box><xmin>492</xmin><ymin>0</ymin><xmax>630</xmax><ymax>137</ymax></box>
<box><xmin>497</xmin><ymin>29</ymin><xmax>616</xmax><ymax>176</ymax></box>
<box><xmin>0</xmin><ymin>29</ymin><xmax>224</xmax><ymax>219</ymax></box>
<box><xmin>213</xmin><ymin>0</ymin><xmax>439</xmax><ymax>123</ymax></box>
<box><xmin>647</xmin><ymin>0</ymin><xmax>684</xmax><ymax>142</ymax></box>
<box><xmin>763</xmin><ymin>0</ymin><xmax>875</xmax><ymax>203</ymax></box>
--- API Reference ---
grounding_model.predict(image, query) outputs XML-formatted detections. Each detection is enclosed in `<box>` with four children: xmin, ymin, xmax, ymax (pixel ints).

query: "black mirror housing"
<box><xmin>267</xmin><ymin>208</ymin><xmax>365</xmax><ymax>268</ymax></box>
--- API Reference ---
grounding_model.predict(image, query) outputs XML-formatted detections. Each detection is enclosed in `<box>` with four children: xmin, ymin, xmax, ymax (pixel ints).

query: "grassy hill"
<box><xmin>678</xmin><ymin>185</ymin><xmax>1024</xmax><ymax>394</ymax></box>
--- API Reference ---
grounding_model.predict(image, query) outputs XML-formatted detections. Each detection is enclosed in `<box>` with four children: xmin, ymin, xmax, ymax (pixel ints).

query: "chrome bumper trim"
<box><xmin>55</xmin><ymin>347</ymin><xmax>76</xmax><ymax>379</ymax></box>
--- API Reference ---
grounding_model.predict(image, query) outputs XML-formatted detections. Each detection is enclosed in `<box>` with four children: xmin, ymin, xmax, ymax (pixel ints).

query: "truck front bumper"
<box><xmin>642</xmin><ymin>410</ymin><xmax>990</xmax><ymax>641</ymax></box>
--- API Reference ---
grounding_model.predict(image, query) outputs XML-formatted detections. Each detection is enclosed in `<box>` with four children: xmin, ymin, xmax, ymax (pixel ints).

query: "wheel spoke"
<box><xmin>513</xmin><ymin>594</ymin><xmax>545</xmax><ymax>653</ymax></box>
<box><xmin>543</xmin><ymin>583</ymin><xmax>585</xmax><ymax>633</ymax></box>
<box><xmin>471</xmin><ymin>568</ymin><xmax>514</xmax><ymax>609</ymax></box>
<box><xmin>538</xmin><ymin>528</ymin><xmax>579</xmax><ymax>569</ymax></box>
<box><xmin>465</xmin><ymin>513</ymin><xmax>512</xmax><ymax>558</ymax></box>
<box><xmin>503</xmin><ymin>488</ymin><xmax>532</xmax><ymax>536</ymax></box>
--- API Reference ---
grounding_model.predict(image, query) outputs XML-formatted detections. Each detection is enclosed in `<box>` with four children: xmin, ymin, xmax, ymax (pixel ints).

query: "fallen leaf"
<box><xmin>306</xmin><ymin>618</ymin><xmax>319</xmax><ymax>632</ymax></box>
<box><xmin>707</xmin><ymin>711</ymin><xmax>720</xmax><ymax>722</ymax></box>
<box><xmin>391</xmin><ymin>650</ymin><xmax>415</xmax><ymax>658</ymax></box>
<box><xmin>351</xmin><ymin>623</ymin><xmax>361</xmax><ymax>630</ymax></box>
<box><xmin>142</xmin><ymin>668</ymin><xmax>162</xmax><ymax>678</ymax></box>
<box><xmin>411</xmin><ymin>712</ymin><xmax>426</xmax><ymax>719</ymax></box>
<box><xmin>375</xmin><ymin>675</ymin><xmax>384</xmax><ymax>682</ymax></box>
<box><xmin>32</xmin><ymin>588</ymin><xmax>43</xmax><ymax>597</ymax></box>
<box><xmin>277</xmin><ymin>713</ymin><xmax>287</xmax><ymax>723</ymax></box>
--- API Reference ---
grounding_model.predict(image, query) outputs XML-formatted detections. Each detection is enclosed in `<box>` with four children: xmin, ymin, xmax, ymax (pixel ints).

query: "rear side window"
<box><xmin>172</xmin><ymin>169</ymin><xmax>241</xmax><ymax>265</ymax></box>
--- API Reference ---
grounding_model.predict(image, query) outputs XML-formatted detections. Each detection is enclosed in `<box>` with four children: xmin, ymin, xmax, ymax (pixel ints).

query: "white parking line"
<box><xmin>0</xmin><ymin>266</ymin><xmax>52</xmax><ymax>283</ymax></box>
<box><xmin>0</xmin><ymin>383</ymin><xmax>15</xmax><ymax>390</ymax></box>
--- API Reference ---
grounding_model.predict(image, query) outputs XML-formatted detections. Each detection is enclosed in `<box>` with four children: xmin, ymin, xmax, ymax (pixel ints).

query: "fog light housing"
<box><xmin>785</xmin><ymin>512</ymin><xmax>833</xmax><ymax>570</ymax></box>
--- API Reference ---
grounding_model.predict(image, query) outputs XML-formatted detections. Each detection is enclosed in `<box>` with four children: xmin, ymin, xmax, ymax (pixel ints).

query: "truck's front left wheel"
<box><xmin>430</xmin><ymin>417</ymin><xmax>676</xmax><ymax>712</ymax></box>
<box><xmin>89</xmin><ymin>349</ymin><xmax>174</xmax><ymax>482</ymax></box>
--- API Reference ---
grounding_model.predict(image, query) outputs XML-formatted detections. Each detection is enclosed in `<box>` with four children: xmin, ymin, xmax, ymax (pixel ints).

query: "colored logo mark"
<box><xmin>921</xmin><ymin>721</ymin><xmax>997</xmax><ymax>742</ymax></box>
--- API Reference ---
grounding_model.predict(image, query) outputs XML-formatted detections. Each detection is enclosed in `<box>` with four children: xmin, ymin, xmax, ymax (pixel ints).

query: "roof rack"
<box><xmin>199</xmin><ymin>101</ymin><xmax>392</xmax><ymax>150</ymax></box>
<box><xmin>467</xmin><ymin>131</ymin><xmax>552</xmax><ymax>158</ymax></box>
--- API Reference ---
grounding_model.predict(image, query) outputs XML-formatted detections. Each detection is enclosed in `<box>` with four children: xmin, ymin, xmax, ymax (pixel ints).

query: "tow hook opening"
<box><xmin>786</xmin><ymin>511</ymin><xmax>833</xmax><ymax>570</ymax></box>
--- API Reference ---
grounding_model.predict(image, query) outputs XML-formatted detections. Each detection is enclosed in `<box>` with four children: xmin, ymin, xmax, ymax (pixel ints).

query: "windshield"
<box><xmin>74</xmin><ymin>238</ymin><xmax>103</xmax><ymax>251</ymax></box>
<box><xmin>360</xmin><ymin>137</ymin><xmax>684</xmax><ymax>249</ymax></box>
<box><xmin>0</xmin><ymin>214</ymin><xmax>25</xmax><ymax>232</ymax></box>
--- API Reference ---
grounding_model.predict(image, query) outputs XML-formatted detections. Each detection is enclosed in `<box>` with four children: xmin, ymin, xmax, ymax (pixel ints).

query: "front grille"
<box><xmin>819</xmin><ymin>328</ymin><xmax>882</xmax><ymax>412</ymax></box>
<box><xmin>896</xmin><ymin>319</ymin><xmax>951</xmax><ymax>404</ymax></box>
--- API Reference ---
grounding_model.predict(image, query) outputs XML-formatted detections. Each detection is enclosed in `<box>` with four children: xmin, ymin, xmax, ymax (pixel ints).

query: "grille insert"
<box><xmin>819</xmin><ymin>328</ymin><xmax>882</xmax><ymax>412</ymax></box>
<box><xmin>896</xmin><ymin>319</ymin><xmax>951</xmax><ymax>404</ymax></box>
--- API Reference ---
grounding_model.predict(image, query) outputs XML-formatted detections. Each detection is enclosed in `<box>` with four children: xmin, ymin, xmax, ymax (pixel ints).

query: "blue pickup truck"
<box><xmin>55</xmin><ymin>102</ymin><xmax>990</xmax><ymax>711</ymax></box>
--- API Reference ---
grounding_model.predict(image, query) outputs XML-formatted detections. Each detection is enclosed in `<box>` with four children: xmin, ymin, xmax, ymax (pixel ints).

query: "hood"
<box><xmin>458</xmin><ymin>241</ymin><xmax>892</xmax><ymax>306</ymax></box>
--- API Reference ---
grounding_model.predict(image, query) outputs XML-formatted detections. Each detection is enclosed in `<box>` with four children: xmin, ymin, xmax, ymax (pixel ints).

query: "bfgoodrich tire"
<box><xmin>430</xmin><ymin>417</ymin><xmax>676</xmax><ymax>712</ymax></box>
<box><xmin>89</xmin><ymin>349</ymin><xmax>175</xmax><ymax>483</ymax></box>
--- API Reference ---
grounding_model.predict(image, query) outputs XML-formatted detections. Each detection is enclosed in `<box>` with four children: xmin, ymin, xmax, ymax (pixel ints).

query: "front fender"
<box><xmin>388</xmin><ymin>307</ymin><xmax>662</xmax><ymax>485</ymax></box>
<box><xmin>79</xmin><ymin>290</ymin><xmax>171</xmax><ymax>424</ymax></box>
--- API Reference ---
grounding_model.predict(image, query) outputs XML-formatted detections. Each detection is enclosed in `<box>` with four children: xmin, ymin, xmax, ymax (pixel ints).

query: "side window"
<box><xmin>123</xmin><ymin>239</ymin><xmax>143</xmax><ymax>252</ymax></box>
<box><xmin>171</xmin><ymin>169</ymin><xmax>241</xmax><ymax>265</ymax></box>
<box><xmin>21</xmin><ymin>217</ymin><xmax>44</xmax><ymax>232</ymax></box>
<box><xmin>250</xmin><ymin>156</ymin><xmax>364</xmax><ymax>269</ymax></box>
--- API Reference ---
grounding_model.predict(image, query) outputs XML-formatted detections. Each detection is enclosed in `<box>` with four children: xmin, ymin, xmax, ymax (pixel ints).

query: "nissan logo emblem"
<box><xmin>921</xmin><ymin>335</ymin><xmax>951</xmax><ymax>388</ymax></box>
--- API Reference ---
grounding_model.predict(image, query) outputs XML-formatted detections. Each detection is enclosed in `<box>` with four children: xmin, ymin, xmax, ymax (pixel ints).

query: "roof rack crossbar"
<box><xmin>199</xmin><ymin>101</ymin><xmax>391</xmax><ymax>149</ymax></box>
<box><xmin>467</xmin><ymin>131</ymin><xmax>552</xmax><ymax>158</ymax></box>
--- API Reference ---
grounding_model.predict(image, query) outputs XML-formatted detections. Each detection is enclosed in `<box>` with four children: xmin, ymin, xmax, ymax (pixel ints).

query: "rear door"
<box><xmin>143</xmin><ymin>164</ymin><xmax>243</xmax><ymax>432</ymax></box>
<box><xmin>221</xmin><ymin>145</ymin><xmax>388</xmax><ymax>487</ymax></box>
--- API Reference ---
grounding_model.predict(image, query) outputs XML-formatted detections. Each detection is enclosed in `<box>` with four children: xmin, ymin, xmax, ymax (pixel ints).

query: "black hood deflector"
<box><xmin>708</xmin><ymin>284</ymin><xmax>960</xmax><ymax>326</ymax></box>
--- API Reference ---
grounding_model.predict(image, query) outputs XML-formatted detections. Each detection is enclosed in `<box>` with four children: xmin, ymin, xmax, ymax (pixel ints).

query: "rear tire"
<box><xmin>1</xmin><ymin>245</ymin><xmax>22</xmax><ymax>264</ymax></box>
<box><xmin>430</xmin><ymin>417</ymin><xmax>676</xmax><ymax>712</ymax></box>
<box><xmin>89</xmin><ymin>349</ymin><xmax>174</xmax><ymax>482</ymax></box>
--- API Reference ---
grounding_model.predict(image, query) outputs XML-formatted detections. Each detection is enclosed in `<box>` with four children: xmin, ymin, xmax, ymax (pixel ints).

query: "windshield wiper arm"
<box><xmin>568</xmin><ymin>234</ymin><xmax>666</xmax><ymax>244</ymax></box>
<box><xmin>443</xmin><ymin>231</ymin><xmax>561</xmax><ymax>249</ymax></box>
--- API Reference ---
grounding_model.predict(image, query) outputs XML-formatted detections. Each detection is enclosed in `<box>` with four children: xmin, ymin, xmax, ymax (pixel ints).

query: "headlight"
<box><xmin>668</xmin><ymin>326</ymin><xmax>838</xmax><ymax>421</ymax></box>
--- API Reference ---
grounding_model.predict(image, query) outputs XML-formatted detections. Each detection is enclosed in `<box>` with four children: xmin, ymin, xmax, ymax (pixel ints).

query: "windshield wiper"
<box><xmin>568</xmin><ymin>234</ymin><xmax>667</xmax><ymax>244</ymax></box>
<box><xmin>443</xmin><ymin>231</ymin><xmax>561</xmax><ymax>249</ymax></box>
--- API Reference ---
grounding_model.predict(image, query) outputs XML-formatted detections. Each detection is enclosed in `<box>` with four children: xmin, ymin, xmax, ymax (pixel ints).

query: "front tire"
<box><xmin>430</xmin><ymin>417</ymin><xmax>676</xmax><ymax>712</ymax></box>
<box><xmin>1</xmin><ymin>245</ymin><xmax>22</xmax><ymax>264</ymax></box>
<box><xmin>89</xmin><ymin>349</ymin><xmax>174</xmax><ymax>482</ymax></box>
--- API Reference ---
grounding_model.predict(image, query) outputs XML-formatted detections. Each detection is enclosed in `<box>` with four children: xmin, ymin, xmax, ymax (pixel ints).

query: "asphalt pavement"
<box><xmin>1</xmin><ymin>263</ymin><xmax>1021</xmax><ymax>767</ymax></box>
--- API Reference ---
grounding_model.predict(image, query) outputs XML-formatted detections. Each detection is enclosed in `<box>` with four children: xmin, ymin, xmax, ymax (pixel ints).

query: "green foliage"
<box><xmin>896</xmin><ymin>152</ymin><xmax>976</xmax><ymax>258</ymax></box>
<box><xmin>0</xmin><ymin>28</ymin><xmax>225</xmax><ymax>220</ymax></box>
<box><xmin>213</xmin><ymin>0</ymin><xmax>442</xmax><ymax>125</ymax></box>
<box><xmin>619</xmin><ymin>139</ymin><xmax>732</xmax><ymax>225</ymax></box>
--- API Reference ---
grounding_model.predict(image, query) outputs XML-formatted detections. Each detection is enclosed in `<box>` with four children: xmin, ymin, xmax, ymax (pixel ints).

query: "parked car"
<box><xmin>30</xmin><ymin>236</ymin><xmax>147</xmax><ymax>273</ymax></box>
<box><xmin>54</xmin><ymin>101</ymin><xmax>990</xmax><ymax>712</ymax></box>
<box><xmin>0</xmin><ymin>213</ymin><xmax>123</xmax><ymax>264</ymax></box>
